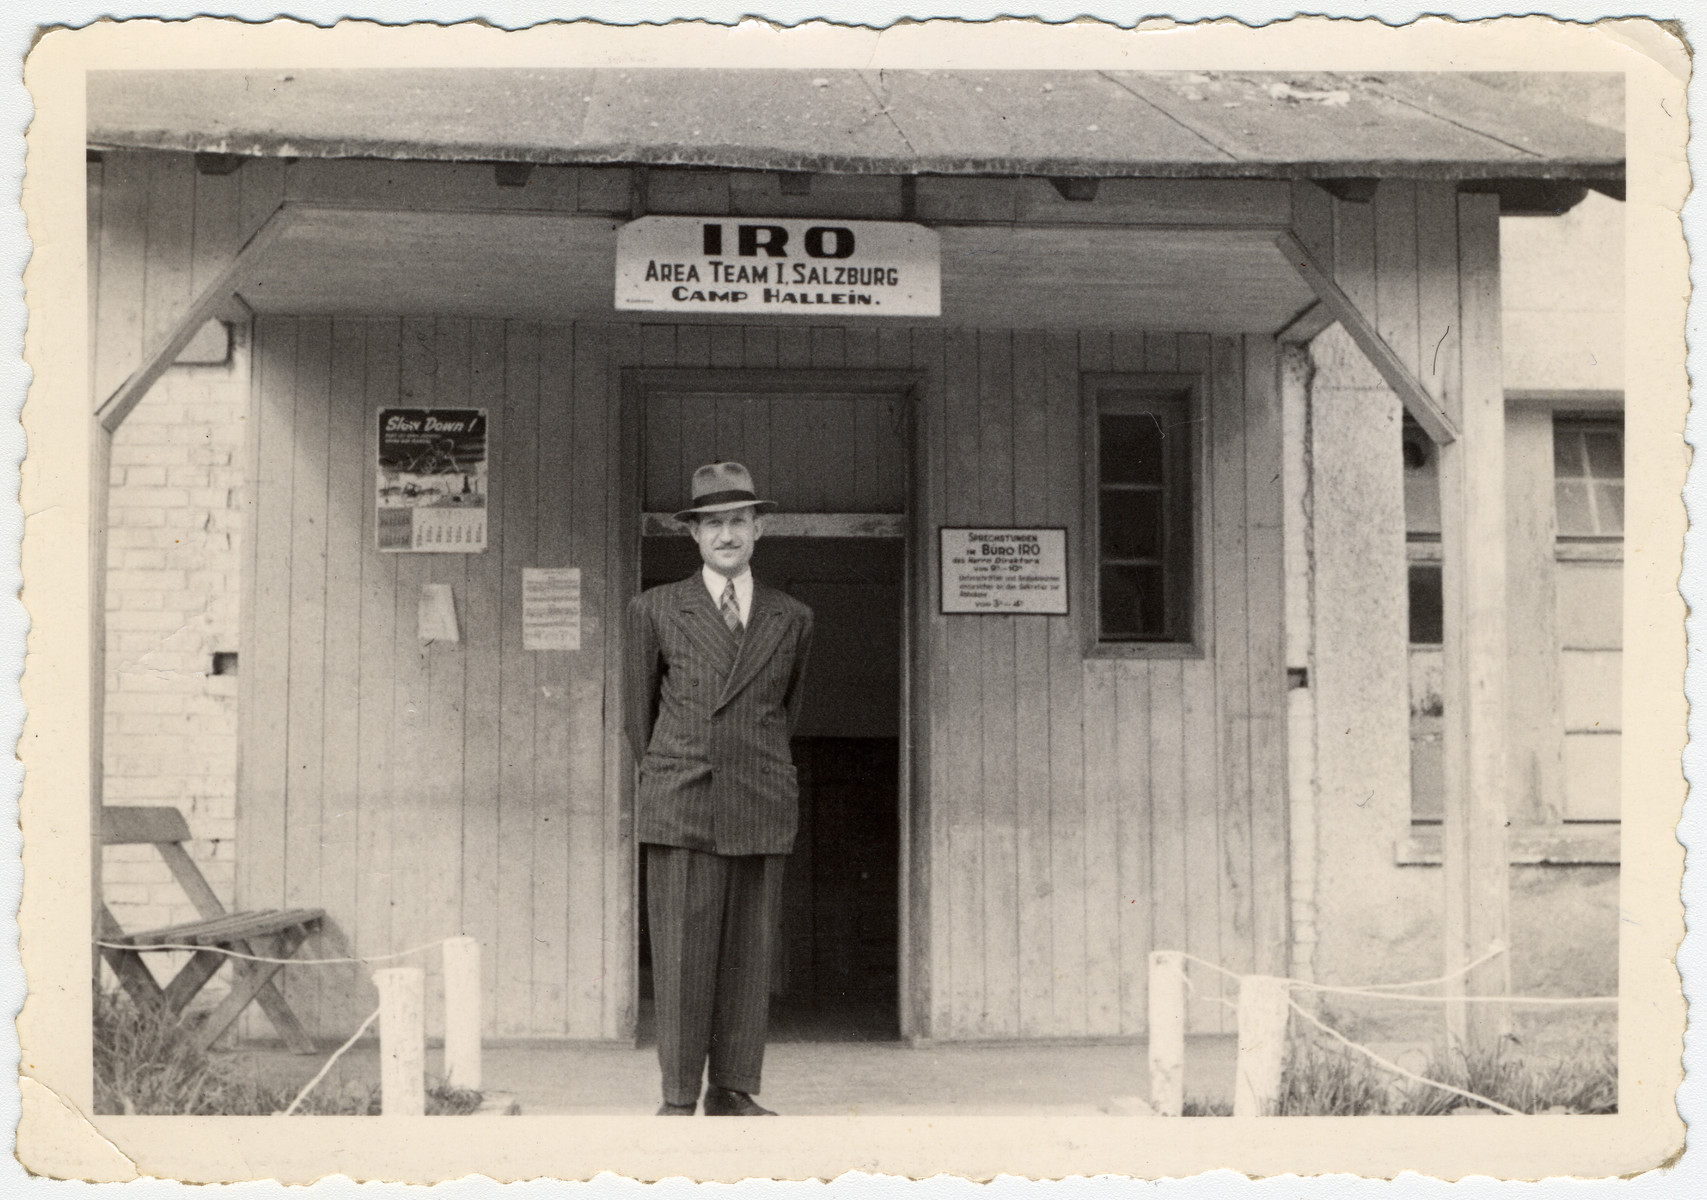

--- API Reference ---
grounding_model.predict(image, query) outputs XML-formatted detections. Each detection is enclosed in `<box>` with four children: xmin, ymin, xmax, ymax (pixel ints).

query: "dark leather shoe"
<box><xmin>703</xmin><ymin>1086</ymin><xmax>775</xmax><ymax>1116</ymax></box>
<box><xmin>656</xmin><ymin>1101</ymin><xmax>696</xmax><ymax>1115</ymax></box>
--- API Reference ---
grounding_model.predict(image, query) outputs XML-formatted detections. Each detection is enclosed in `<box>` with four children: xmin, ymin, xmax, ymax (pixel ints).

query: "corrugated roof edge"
<box><xmin>82</xmin><ymin>131</ymin><xmax>1624</xmax><ymax>184</ymax></box>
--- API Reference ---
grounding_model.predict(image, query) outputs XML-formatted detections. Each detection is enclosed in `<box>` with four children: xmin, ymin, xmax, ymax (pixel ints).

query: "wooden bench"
<box><xmin>98</xmin><ymin>806</ymin><xmax>325</xmax><ymax>1053</ymax></box>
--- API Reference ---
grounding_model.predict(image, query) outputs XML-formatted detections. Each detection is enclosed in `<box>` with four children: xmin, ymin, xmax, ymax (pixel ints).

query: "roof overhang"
<box><xmin>222</xmin><ymin>203</ymin><xmax>1317</xmax><ymax>334</ymax></box>
<box><xmin>89</xmin><ymin>69</ymin><xmax>1625</xmax><ymax>190</ymax></box>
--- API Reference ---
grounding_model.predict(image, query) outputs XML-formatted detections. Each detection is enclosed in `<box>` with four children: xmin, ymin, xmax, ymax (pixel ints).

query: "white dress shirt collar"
<box><xmin>702</xmin><ymin>565</ymin><xmax>754</xmax><ymax>625</ymax></box>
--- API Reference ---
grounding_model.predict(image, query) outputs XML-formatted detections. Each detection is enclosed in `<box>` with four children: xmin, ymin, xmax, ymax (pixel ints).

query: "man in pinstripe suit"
<box><xmin>626</xmin><ymin>462</ymin><xmax>814</xmax><ymax>1116</ymax></box>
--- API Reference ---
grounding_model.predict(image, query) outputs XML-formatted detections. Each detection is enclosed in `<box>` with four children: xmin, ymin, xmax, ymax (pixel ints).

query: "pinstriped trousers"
<box><xmin>646</xmin><ymin>843</ymin><xmax>787</xmax><ymax>1105</ymax></box>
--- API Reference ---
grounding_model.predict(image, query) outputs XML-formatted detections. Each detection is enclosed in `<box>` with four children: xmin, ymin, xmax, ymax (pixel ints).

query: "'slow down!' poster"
<box><xmin>376</xmin><ymin>408</ymin><xmax>488</xmax><ymax>552</ymax></box>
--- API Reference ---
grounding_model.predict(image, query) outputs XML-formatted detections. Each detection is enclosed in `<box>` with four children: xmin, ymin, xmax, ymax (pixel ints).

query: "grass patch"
<box><xmin>1279</xmin><ymin>1036</ymin><xmax>1614</xmax><ymax>1115</ymax></box>
<box><xmin>1397</xmin><ymin>1040</ymin><xmax>1617</xmax><ymax>1116</ymax></box>
<box><xmin>94</xmin><ymin>990</ymin><xmax>487</xmax><ymax>1116</ymax></box>
<box><xmin>1183</xmin><ymin>1034</ymin><xmax>1617</xmax><ymax>1116</ymax></box>
<box><xmin>1276</xmin><ymin>1037</ymin><xmax>1396</xmax><ymax>1116</ymax></box>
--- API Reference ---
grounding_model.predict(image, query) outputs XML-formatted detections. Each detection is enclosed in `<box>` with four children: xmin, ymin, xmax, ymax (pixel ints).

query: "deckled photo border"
<box><xmin>12</xmin><ymin>14</ymin><xmax>1692</xmax><ymax>1185</ymax></box>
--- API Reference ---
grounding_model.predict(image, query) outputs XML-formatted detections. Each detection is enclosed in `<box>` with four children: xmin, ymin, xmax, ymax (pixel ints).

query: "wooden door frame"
<box><xmin>619</xmin><ymin>365</ymin><xmax>926</xmax><ymax>1041</ymax></box>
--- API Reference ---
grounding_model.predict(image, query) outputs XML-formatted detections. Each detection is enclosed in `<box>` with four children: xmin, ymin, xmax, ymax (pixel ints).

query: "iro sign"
<box><xmin>616</xmin><ymin>216</ymin><xmax>941</xmax><ymax>317</ymax></box>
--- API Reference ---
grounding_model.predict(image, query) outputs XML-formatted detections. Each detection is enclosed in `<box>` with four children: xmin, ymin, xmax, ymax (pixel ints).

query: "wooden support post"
<box><xmin>375</xmin><ymin>967</ymin><xmax>425</xmax><ymax>1116</ymax></box>
<box><xmin>1233</xmin><ymin>975</ymin><xmax>1291</xmax><ymax>1117</ymax></box>
<box><xmin>1438</xmin><ymin>192</ymin><xmax>1512</xmax><ymax>1051</ymax></box>
<box><xmin>442</xmin><ymin>936</ymin><xmax>482</xmax><ymax>1091</ymax></box>
<box><xmin>90</xmin><ymin>420</ymin><xmax>112</xmax><ymax>984</ymax></box>
<box><xmin>1147</xmin><ymin>951</ymin><xmax>1187</xmax><ymax>1116</ymax></box>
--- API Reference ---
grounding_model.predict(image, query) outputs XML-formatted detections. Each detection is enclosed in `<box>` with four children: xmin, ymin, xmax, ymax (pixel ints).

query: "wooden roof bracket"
<box><xmin>1275</xmin><ymin>299</ymin><xmax>1336</xmax><ymax>347</ymax></box>
<box><xmin>1273</xmin><ymin>230</ymin><xmax>1461</xmax><ymax>446</ymax></box>
<box><xmin>95</xmin><ymin>203</ymin><xmax>298</xmax><ymax>433</ymax></box>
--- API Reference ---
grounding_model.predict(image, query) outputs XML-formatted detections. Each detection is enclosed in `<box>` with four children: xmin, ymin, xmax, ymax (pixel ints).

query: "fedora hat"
<box><xmin>673</xmin><ymin>461</ymin><xmax>777</xmax><ymax>522</ymax></box>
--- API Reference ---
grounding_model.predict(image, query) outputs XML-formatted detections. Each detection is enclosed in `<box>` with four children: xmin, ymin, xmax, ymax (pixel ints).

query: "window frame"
<box><xmin>1399</xmin><ymin>397</ymin><xmax>1625</xmax><ymax>863</ymax></box>
<box><xmin>1082</xmin><ymin>372</ymin><xmax>1207</xmax><ymax>658</ymax></box>
<box><xmin>1550</xmin><ymin>413</ymin><xmax>1625</xmax><ymax>543</ymax></box>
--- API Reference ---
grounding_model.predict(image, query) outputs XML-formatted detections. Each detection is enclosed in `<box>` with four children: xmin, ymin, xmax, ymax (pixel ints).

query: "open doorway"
<box><xmin>638</xmin><ymin>534</ymin><xmax>904</xmax><ymax>1041</ymax></box>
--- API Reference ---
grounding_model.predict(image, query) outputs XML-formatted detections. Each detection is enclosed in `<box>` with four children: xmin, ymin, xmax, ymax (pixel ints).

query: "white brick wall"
<box><xmin>102</xmin><ymin>327</ymin><xmax>249</xmax><ymax>991</ymax></box>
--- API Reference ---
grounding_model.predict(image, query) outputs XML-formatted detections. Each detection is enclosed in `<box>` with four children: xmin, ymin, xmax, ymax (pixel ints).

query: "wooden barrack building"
<box><xmin>85</xmin><ymin>69</ymin><xmax>1624</xmax><ymax>1046</ymax></box>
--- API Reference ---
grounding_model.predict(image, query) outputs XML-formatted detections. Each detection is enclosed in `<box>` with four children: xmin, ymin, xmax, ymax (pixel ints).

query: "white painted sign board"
<box><xmin>523</xmin><ymin>567</ymin><xmax>582</xmax><ymax>651</ymax></box>
<box><xmin>939</xmin><ymin>528</ymin><xmax>1069</xmax><ymax>614</ymax></box>
<box><xmin>616</xmin><ymin>216</ymin><xmax>941</xmax><ymax>316</ymax></box>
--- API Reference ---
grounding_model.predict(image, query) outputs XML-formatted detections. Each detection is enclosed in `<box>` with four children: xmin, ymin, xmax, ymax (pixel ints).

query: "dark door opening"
<box><xmin>637</xmin><ymin>535</ymin><xmax>903</xmax><ymax>1042</ymax></box>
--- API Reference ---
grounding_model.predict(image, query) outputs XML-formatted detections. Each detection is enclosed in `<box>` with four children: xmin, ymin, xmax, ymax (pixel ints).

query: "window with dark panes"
<box><xmin>1092</xmin><ymin>383</ymin><xmax>1195</xmax><ymax>644</ymax></box>
<box><xmin>1553</xmin><ymin>419</ymin><xmax>1624</xmax><ymax>538</ymax></box>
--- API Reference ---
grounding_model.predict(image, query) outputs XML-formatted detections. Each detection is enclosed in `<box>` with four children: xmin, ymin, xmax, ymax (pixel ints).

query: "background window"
<box><xmin>1553</xmin><ymin>419</ymin><xmax>1624</xmax><ymax>538</ymax></box>
<box><xmin>1091</xmin><ymin>383</ymin><xmax>1195</xmax><ymax>644</ymax></box>
<box><xmin>1554</xmin><ymin>415</ymin><xmax>1623</xmax><ymax>822</ymax></box>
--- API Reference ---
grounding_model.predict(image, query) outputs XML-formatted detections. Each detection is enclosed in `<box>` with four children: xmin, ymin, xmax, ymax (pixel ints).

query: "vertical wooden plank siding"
<box><xmin>1075</xmin><ymin>330</ymin><xmax>1122</xmax><ymax>1038</ymax></box>
<box><xmin>533</xmin><ymin>327</ymin><xmax>575</xmax><ymax>1033</ymax></box>
<box><xmin>566</xmin><ymin>322</ymin><xmax>609</xmax><ymax>1037</ymax></box>
<box><xmin>941</xmin><ymin>328</ymin><xmax>986</xmax><ymax>1031</ymax></box>
<box><xmin>424</xmin><ymin>318</ymin><xmax>472</xmax><ymax>1036</ymax></box>
<box><xmin>495</xmin><ymin>322</ymin><xmax>540</xmax><ymax>1035</ymax></box>
<box><xmin>977</xmin><ymin>331</ymin><xmax>1020</xmax><ymax>1035</ymax></box>
<box><xmin>93</xmin><ymin>152</ymin><xmax>147</xmax><ymax>424</ymax></box>
<box><xmin>1109</xmin><ymin>333</ymin><xmax>1157</xmax><ymax>1034</ymax></box>
<box><xmin>1204</xmin><ymin>335</ymin><xmax>1248</xmax><ymax>1034</ymax></box>
<box><xmin>1043</xmin><ymin>331</ymin><xmax>1088</xmax><ymax>1036</ymax></box>
<box><xmin>1010</xmin><ymin>330</ymin><xmax>1053</xmax><ymax>1035</ymax></box>
<box><xmin>604</xmin><ymin>321</ymin><xmax>643</xmax><ymax>1039</ymax></box>
<box><xmin>460</xmin><ymin>319</ymin><xmax>507</xmax><ymax>1026</ymax></box>
<box><xmin>1374</xmin><ymin>182</ymin><xmax>1422</xmax><ymax>375</ymax></box>
<box><xmin>239</xmin><ymin>311</ymin><xmax>1289</xmax><ymax>1040</ymax></box>
<box><xmin>140</xmin><ymin>154</ymin><xmax>196</xmax><ymax>358</ymax></box>
<box><xmin>1115</xmin><ymin>660</ymin><xmax>1154</xmax><ymax>1035</ymax></box>
<box><xmin>390</xmin><ymin>317</ymin><xmax>438</xmax><ymax>1024</ymax></box>
<box><xmin>240</xmin><ymin>317</ymin><xmax>296</xmax><ymax>930</ymax></box>
<box><xmin>580</xmin><ymin>322</ymin><xmax>628</xmax><ymax>1039</ymax></box>
<box><xmin>317</xmin><ymin>318</ymin><xmax>369</xmax><ymax>1031</ymax></box>
<box><xmin>190</xmin><ymin>165</ymin><xmax>243</xmax><ymax>294</ymax></box>
<box><xmin>912</xmin><ymin>327</ymin><xmax>949</xmax><ymax>1039</ymax></box>
<box><xmin>354</xmin><ymin>320</ymin><xmax>400</xmax><ymax>991</ymax></box>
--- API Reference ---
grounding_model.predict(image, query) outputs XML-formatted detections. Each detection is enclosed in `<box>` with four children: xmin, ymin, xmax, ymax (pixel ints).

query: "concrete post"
<box><xmin>1233</xmin><ymin>975</ymin><xmax>1292</xmax><ymax>1117</ymax></box>
<box><xmin>1147</xmin><ymin>951</ymin><xmax>1187</xmax><ymax>1116</ymax></box>
<box><xmin>442</xmin><ymin>936</ymin><xmax>482</xmax><ymax>1091</ymax></box>
<box><xmin>375</xmin><ymin>966</ymin><xmax>425</xmax><ymax>1116</ymax></box>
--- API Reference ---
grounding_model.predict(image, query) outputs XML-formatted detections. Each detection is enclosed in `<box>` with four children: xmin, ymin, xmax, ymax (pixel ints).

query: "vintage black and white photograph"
<box><xmin>13</xmin><ymin>15</ymin><xmax>1689</xmax><ymax>1184</ymax></box>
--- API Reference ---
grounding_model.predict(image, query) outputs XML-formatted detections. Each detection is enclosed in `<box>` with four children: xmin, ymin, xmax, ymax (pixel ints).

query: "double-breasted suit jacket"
<box><xmin>625</xmin><ymin>575</ymin><xmax>815</xmax><ymax>857</ymax></box>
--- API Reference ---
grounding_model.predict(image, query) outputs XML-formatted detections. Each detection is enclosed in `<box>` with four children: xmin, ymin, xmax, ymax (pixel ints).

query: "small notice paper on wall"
<box><xmin>523</xmin><ymin>568</ymin><xmax>582</xmax><ymax>651</ymax></box>
<box><xmin>940</xmin><ymin>528</ymin><xmax>1069</xmax><ymax>614</ymax></box>
<box><xmin>418</xmin><ymin>583</ymin><xmax>460</xmax><ymax>644</ymax></box>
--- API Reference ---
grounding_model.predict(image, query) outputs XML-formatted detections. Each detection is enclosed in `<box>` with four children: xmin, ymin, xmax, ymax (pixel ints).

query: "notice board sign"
<box><xmin>939</xmin><ymin>528</ymin><xmax>1069</xmax><ymax>614</ymax></box>
<box><xmin>616</xmin><ymin>216</ymin><xmax>941</xmax><ymax>316</ymax></box>
<box><xmin>522</xmin><ymin>567</ymin><xmax>582</xmax><ymax>651</ymax></box>
<box><xmin>376</xmin><ymin>408</ymin><xmax>488</xmax><ymax>552</ymax></box>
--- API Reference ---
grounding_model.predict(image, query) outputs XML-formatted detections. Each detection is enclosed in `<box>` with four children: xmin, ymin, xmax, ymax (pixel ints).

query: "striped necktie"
<box><xmin>719</xmin><ymin>578</ymin><xmax>743</xmax><ymax>635</ymax></box>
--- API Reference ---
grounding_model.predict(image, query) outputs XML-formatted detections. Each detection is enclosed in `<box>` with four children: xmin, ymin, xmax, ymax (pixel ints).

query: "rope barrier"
<box><xmin>1294</xmin><ymin>986</ymin><xmax>1616</xmax><ymax>1006</ymax></box>
<box><xmin>1176</xmin><ymin>944</ymin><xmax>1511</xmax><ymax>993</ymax></box>
<box><xmin>1285</xmin><ymin>998</ymin><xmax>1524</xmax><ymax>1117</ymax></box>
<box><xmin>1307</xmin><ymin>943</ymin><xmax>1510</xmax><ymax>992</ymax></box>
<box><xmin>1178</xmin><ymin>945</ymin><xmax>1608</xmax><ymax>1005</ymax></box>
<box><xmin>93</xmin><ymin>935</ymin><xmax>457</xmax><ymax>968</ymax></box>
<box><xmin>279</xmin><ymin>1005</ymin><xmax>381</xmax><ymax>1117</ymax></box>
